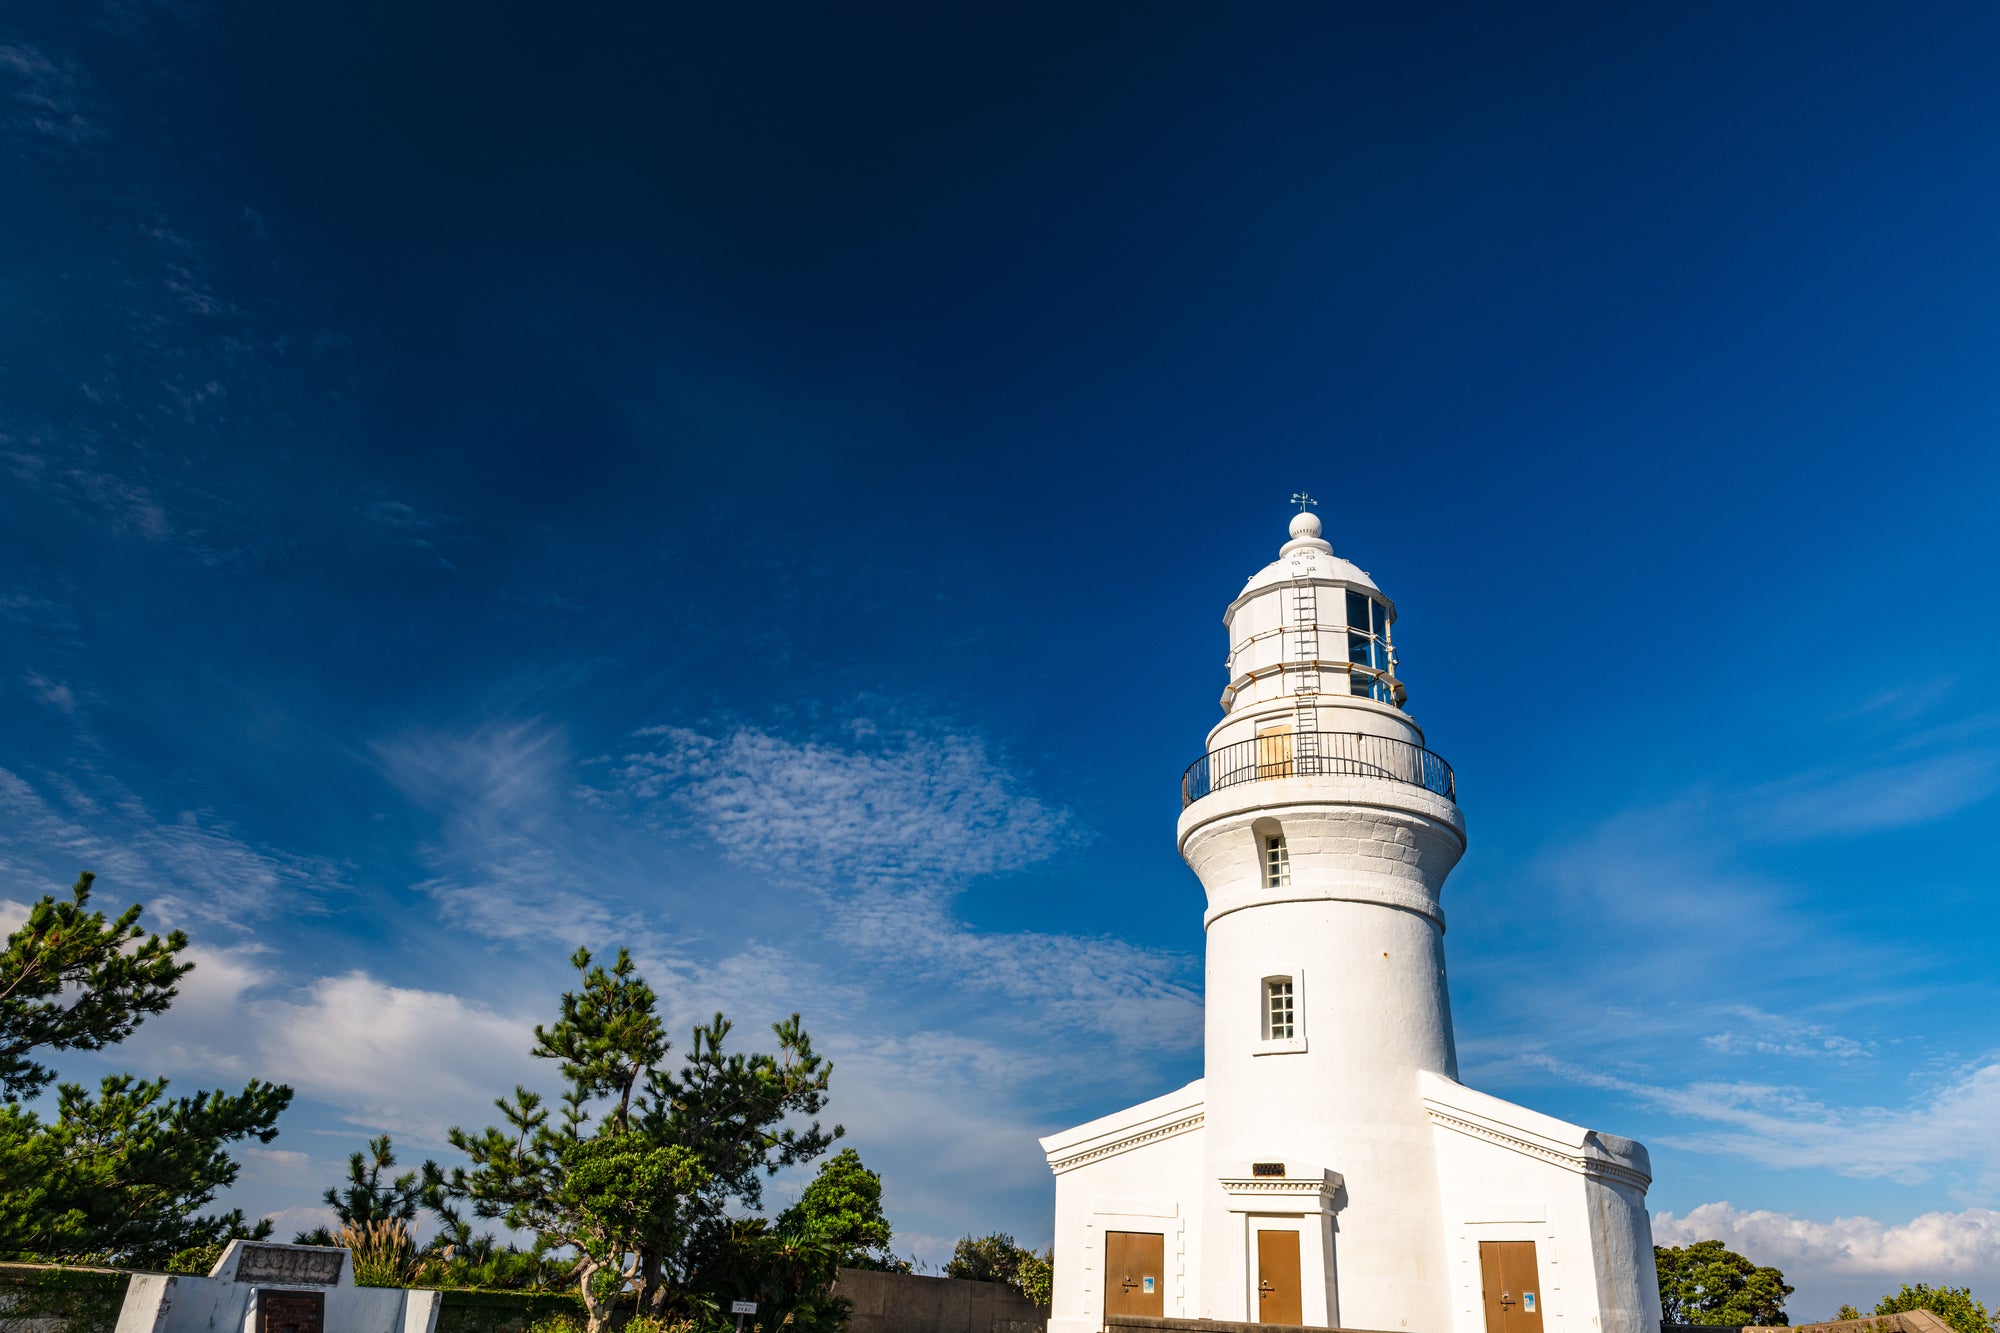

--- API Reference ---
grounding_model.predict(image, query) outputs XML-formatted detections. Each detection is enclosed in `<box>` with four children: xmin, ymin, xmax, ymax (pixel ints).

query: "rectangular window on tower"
<box><xmin>1264</xmin><ymin>835</ymin><xmax>1291</xmax><ymax>888</ymax></box>
<box><xmin>1264</xmin><ymin>978</ymin><xmax>1294</xmax><ymax>1040</ymax></box>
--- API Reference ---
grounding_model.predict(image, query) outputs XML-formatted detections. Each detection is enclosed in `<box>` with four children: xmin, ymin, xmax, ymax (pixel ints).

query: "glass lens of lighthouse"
<box><xmin>1347</xmin><ymin>589</ymin><xmax>1392</xmax><ymax>701</ymax></box>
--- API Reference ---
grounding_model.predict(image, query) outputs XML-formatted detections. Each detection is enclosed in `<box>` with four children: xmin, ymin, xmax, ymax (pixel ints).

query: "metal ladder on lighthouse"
<box><xmin>1289</xmin><ymin>574</ymin><xmax>1320</xmax><ymax>776</ymax></box>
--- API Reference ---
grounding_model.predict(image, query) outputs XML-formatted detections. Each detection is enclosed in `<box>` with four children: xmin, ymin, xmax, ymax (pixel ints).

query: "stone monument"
<box><xmin>114</xmin><ymin>1241</ymin><xmax>440</xmax><ymax>1333</ymax></box>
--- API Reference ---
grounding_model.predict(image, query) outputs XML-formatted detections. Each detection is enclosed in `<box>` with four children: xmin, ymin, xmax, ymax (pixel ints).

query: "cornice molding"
<box><xmin>1426</xmin><ymin>1106</ymin><xmax>1653</xmax><ymax>1192</ymax></box>
<box><xmin>1218</xmin><ymin>1174</ymin><xmax>1341</xmax><ymax>1215</ymax></box>
<box><xmin>1046</xmin><ymin>1110</ymin><xmax>1205</xmax><ymax>1176</ymax></box>
<box><xmin>1218</xmin><ymin>1176</ymin><xmax>1339</xmax><ymax>1197</ymax></box>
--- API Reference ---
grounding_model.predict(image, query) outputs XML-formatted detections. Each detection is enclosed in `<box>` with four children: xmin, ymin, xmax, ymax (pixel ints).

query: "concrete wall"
<box><xmin>832</xmin><ymin>1269</ymin><xmax>1045</xmax><ymax>1333</ymax></box>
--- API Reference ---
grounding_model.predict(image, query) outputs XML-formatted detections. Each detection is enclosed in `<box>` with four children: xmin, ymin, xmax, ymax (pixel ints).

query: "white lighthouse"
<box><xmin>1040</xmin><ymin>508</ymin><xmax>1661</xmax><ymax>1333</ymax></box>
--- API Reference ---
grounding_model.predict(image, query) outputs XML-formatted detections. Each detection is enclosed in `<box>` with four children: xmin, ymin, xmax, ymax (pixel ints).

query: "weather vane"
<box><xmin>1292</xmin><ymin>492</ymin><xmax>1317</xmax><ymax>512</ymax></box>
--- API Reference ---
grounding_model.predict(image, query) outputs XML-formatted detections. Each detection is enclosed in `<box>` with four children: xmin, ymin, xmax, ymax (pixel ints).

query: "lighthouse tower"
<box><xmin>1184</xmin><ymin>505</ymin><xmax>1465</xmax><ymax>1332</ymax></box>
<box><xmin>1041</xmin><ymin>508</ymin><xmax>1661</xmax><ymax>1333</ymax></box>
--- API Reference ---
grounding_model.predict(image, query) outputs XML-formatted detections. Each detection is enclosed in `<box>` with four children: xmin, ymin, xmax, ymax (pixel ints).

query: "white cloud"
<box><xmin>258</xmin><ymin>1203</ymin><xmax>338</xmax><ymax>1241</ymax></box>
<box><xmin>250</xmin><ymin>972</ymin><xmax>538</xmax><ymax>1143</ymax></box>
<box><xmin>120</xmin><ymin>958</ymin><xmax>540</xmax><ymax>1147</ymax></box>
<box><xmin>1654</xmin><ymin>1202</ymin><xmax>2000</xmax><ymax>1317</ymax></box>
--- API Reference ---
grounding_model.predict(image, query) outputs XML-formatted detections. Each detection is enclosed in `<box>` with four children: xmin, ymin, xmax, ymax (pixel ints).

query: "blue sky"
<box><xmin>4</xmin><ymin>0</ymin><xmax>1999</xmax><ymax>1314</ymax></box>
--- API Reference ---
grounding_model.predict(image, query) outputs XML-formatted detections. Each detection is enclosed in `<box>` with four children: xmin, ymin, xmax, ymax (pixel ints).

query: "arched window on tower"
<box><xmin>1255</xmin><ymin>969</ymin><xmax>1307</xmax><ymax>1054</ymax></box>
<box><xmin>1263</xmin><ymin>832</ymin><xmax>1291</xmax><ymax>888</ymax></box>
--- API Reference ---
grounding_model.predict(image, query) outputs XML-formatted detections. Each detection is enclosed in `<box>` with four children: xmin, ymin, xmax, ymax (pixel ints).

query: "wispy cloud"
<box><xmin>610</xmin><ymin>722</ymin><xmax>1076</xmax><ymax>890</ymax></box>
<box><xmin>373</xmin><ymin>722</ymin><xmax>616</xmax><ymax>947</ymax></box>
<box><xmin>1703</xmin><ymin>1007</ymin><xmax>1874</xmax><ymax>1061</ymax></box>
<box><xmin>23</xmin><ymin>672</ymin><xmax>77</xmax><ymax>715</ymax></box>
<box><xmin>604</xmin><ymin>719</ymin><xmax>1197</xmax><ymax>1049</ymax></box>
<box><xmin>362</xmin><ymin>499</ymin><xmax>460</xmax><ymax>553</ymax></box>
<box><xmin>0</xmin><ymin>43</ymin><xmax>102</xmax><ymax>150</ymax></box>
<box><xmin>1531</xmin><ymin>1053</ymin><xmax>2000</xmax><ymax>1190</ymax></box>
<box><xmin>0</xmin><ymin>35</ymin><xmax>358</xmax><ymax>570</ymax></box>
<box><xmin>835</xmin><ymin>889</ymin><xmax>1200</xmax><ymax>1054</ymax></box>
<box><xmin>1754</xmin><ymin>753</ymin><xmax>2000</xmax><ymax>841</ymax></box>
<box><xmin>0</xmin><ymin>766</ymin><xmax>343</xmax><ymax>929</ymax></box>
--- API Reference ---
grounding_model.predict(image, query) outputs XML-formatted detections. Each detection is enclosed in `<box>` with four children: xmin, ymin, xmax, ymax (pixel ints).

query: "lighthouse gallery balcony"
<box><xmin>1180</xmin><ymin>730</ymin><xmax>1456</xmax><ymax>808</ymax></box>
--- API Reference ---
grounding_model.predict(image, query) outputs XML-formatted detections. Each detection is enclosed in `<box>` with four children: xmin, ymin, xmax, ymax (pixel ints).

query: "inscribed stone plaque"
<box><xmin>259</xmin><ymin>1291</ymin><xmax>325</xmax><ymax>1333</ymax></box>
<box><xmin>234</xmin><ymin>1245</ymin><xmax>346</xmax><ymax>1286</ymax></box>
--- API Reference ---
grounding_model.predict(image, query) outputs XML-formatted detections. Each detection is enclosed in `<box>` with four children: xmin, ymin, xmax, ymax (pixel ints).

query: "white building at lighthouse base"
<box><xmin>1042</xmin><ymin>1075</ymin><xmax>1656</xmax><ymax>1333</ymax></box>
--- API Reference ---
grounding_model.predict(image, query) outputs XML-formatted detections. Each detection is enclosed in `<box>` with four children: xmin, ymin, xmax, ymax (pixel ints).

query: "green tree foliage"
<box><xmin>330</xmin><ymin>1134</ymin><xmax>423</xmax><ymax>1224</ymax></box>
<box><xmin>1014</xmin><ymin>1248</ymin><xmax>1054</xmax><ymax>1309</ymax></box>
<box><xmin>1655</xmin><ymin>1240</ymin><xmax>1793</xmax><ymax>1326</ymax></box>
<box><xmin>0</xmin><ymin>1072</ymin><xmax>291</xmax><ymax>1264</ymax></box>
<box><xmin>0</xmin><ymin>872</ymin><xmax>293</xmax><ymax>1266</ymax></box>
<box><xmin>295</xmin><ymin>1134</ymin><xmax>424</xmax><ymax>1245</ymax></box>
<box><xmin>1869</xmin><ymin>1284</ymin><xmax>1996</xmax><ymax>1333</ymax></box>
<box><xmin>0</xmin><ymin>873</ymin><xmax>192</xmax><ymax>1101</ymax></box>
<box><xmin>430</xmin><ymin>947</ymin><xmax>839</xmax><ymax>1333</ymax></box>
<box><xmin>945</xmin><ymin>1233</ymin><xmax>1053</xmax><ymax>1308</ymax></box>
<box><xmin>678</xmin><ymin>1218</ymin><xmax>848</xmax><ymax>1333</ymax></box>
<box><xmin>658</xmin><ymin>1148</ymin><xmax>901</xmax><ymax>1332</ymax></box>
<box><xmin>776</xmin><ymin>1148</ymin><xmax>902</xmax><ymax>1272</ymax></box>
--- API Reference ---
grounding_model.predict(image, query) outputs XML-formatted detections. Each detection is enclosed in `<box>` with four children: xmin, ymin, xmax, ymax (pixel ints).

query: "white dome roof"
<box><xmin>1226</xmin><ymin>510</ymin><xmax>1389</xmax><ymax>615</ymax></box>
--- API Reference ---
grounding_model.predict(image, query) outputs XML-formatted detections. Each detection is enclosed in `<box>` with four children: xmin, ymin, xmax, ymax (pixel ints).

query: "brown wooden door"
<box><xmin>1479</xmin><ymin>1242</ymin><xmax>1546</xmax><ymax>1333</ymax></box>
<box><xmin>1255</xmin><ymin>1229</ymin><xmax>1302</xmax><ymax>1325</ymax></box>
<box><xmin>1256</xmin><ymin>724</ymin><xmax>1295</xmax><ymax>778</ymax></box>
<box><xmin>1104</xmin><ymin>1231</ymin><xmax>1165</xmax><ymax>1319</ymax></box>
<box><xmin>258</xmin><ymin>1293</ymin><xmax>324</xmax><ymax>1333</ymax></box>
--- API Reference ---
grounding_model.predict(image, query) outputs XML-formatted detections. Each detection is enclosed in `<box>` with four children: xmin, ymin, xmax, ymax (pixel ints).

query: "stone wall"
<box><xmin>1670</xmin><ymin>1315</ymin><xmax>1958</xmax><ymax>1333</ymax></box>
<box><xmin>0</xmin><ymin>1264</ymin><xmax>130</xmax><ymax>1333</ymax></box>
<box><xmin>833</xmin><ymin>1268</ymin><xmax>1046</xmax><ymax>1333</ymax></box>
<box><xmin>1102</xmin><ymin>1315</ymin><xmax>1392</xmax><ymax>1333</ymax></box>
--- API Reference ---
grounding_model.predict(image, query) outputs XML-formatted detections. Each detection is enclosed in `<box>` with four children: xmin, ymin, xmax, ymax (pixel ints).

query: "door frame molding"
<box><xmin>1083</xmin><ymin>1211</ymin><xmax>1187</xmax><ymax>1320</ymax></box>
<box><xmin>1458</xmin><ymin>1223</ymin><xmax>1561</xmax><ymax>1333</ymax></box>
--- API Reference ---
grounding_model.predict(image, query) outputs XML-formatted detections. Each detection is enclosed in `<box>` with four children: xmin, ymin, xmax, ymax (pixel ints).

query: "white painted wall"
<box><xmin>1422</xmin><ymin>1074</ymin><xmax>1661</xmax><ymax>1333</ymax></box>
<box><xmin>1042</xmin><ymin>1083</ymin><xmax>1207</xmax><ymax>1333</ymax></box>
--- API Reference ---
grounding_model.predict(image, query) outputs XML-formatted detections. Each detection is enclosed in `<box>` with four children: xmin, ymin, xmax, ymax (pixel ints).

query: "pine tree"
<box><xmin>429</xmin><ymin>947</ymin><xmax>840</xmax><ymax>1333</ymax></box>
<box><xmin>0</xmin><ymin>872</ymin><xmax>292</xmax><ymax>1264</ymax></box>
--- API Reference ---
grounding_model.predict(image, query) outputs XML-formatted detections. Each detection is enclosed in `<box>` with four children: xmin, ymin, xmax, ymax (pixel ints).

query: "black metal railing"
<box><xmin>1180</xmin><ymin>731</ymin><xmax>1456</xmax><ymax>807</ymax></box>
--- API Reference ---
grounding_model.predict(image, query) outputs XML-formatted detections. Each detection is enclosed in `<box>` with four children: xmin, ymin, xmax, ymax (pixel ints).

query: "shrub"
<box><xmin>1871</xmin><ymin>1284</ymin><xmax>1995</xmax><ymax>1333</ymax></box>
<box><xmin>338</xmin><ymin>1219</ymin><xmax>424</xmax><ymax>1288</ymax></box>
<box><xmin>167</xmin><ymin>1244</ymin><xmax>225</xmax><ymax>1275</ymax></box>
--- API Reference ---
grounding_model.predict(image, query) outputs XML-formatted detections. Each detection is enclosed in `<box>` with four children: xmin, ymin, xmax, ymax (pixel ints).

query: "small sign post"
<box><xmin>730</xmin><ymin>1299</ymin><xmax>757</xmax><ymax>1333</ymax></box>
